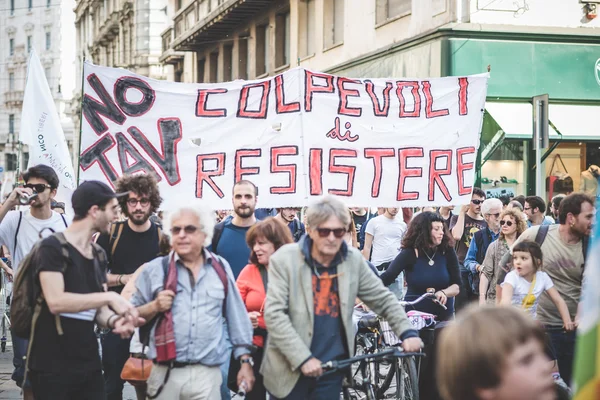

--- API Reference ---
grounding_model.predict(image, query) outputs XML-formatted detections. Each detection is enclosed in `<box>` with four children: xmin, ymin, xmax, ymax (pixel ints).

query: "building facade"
<box><xmin>0</xmin><ymin>0</ymin><xmax>76</xmax><ymax>195</ymax></box>
<box><xmin>71</xmin><ymin>0</ymin><xmax>170</xmax><ymax>167</ymax></box>
<box><xmin>160</xmin><ymin>0</ymin><xmax>600</xmax><ymax>201</ymax></box>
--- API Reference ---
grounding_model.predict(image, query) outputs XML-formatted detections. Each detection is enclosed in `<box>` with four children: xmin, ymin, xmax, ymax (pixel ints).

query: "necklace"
<box><xmin>423</xmin><ymin>248</ymin><xmax>437</xmax><ymax>266</ymax></box>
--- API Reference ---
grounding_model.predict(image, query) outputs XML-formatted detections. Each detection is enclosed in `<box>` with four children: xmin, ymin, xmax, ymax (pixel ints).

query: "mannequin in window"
<box><xmin>579</xmin><ymin>165</ymin><xmax>600</xmax><ymax>197</ymax></box>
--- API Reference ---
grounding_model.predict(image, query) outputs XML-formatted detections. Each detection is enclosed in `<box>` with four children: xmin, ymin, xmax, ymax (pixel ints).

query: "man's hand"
<box><xmin>301</xmin><ymin>357</ymin><xmax>323</xmax><ymax>377</ymax></box>
<box><xmin>107</xmin><ymin>292</ymin><xmax>137</xmax><ymax>317</ymax></box>
<box><xmin>6</xmin><ymin>187</ymin><xmax>33</xmax><ymax>207</ymax></box>
<box><xmin>154</xmin><ymin>290</ymin><xmax>175</xmax><ymax>313</ymax></box>
<box><xmin>434</xmin><ymin>291</ymin><xmax>448</xmax><ymax>306</ymax></box>
<box><xmin>237</xmin><ymin>361</ymin><xmax>255</xmax><ymax>392</ymax></box>
<box><xmin>401</xmin><ymin>337</ymin><xmax>423</xmax><ymax>353</ymax></box>
<box><xmin>248</xmin><ymin>311</ymin><xmax>261</xmax><ymax>329</ymax></box>
<box><xmin>460</xmin><ymin>204</ymin><xmax>469</xmax><ymax>214</ymax></box>
<box><xmin>112</xmin><ymin>316</ymin><xmax>145</xmax><ymax>339</ymax></box>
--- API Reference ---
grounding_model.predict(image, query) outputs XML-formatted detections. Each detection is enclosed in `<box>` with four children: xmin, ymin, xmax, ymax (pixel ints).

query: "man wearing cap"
<box><xmin>0</xmin><ymin>165</ymin><xmax>70</xmax><ymax>399</ymax></box>
<box><xmin>27</xmin><ymin>180</ymin><xmax>140</xmax><ymax>399</ymax></box>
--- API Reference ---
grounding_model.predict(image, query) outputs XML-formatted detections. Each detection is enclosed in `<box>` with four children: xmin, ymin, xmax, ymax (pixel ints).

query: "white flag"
<box><xmin>19</xmin><ymin>49</ymin><xmax>76</xmax><ymax>213</ymax></box>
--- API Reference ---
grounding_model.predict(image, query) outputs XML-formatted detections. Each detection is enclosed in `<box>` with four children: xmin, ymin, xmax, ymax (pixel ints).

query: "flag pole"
<box><xmin>75</xmin><ymin>54</ymin><xmax>85</xmax><ymax>186</ymax></box>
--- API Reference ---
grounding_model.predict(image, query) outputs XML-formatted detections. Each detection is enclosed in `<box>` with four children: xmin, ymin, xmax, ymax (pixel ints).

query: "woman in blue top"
<box><xmin>380</xmin><ymin>212</ymin><xmax>461</xmax><ymax>321</ymax></box>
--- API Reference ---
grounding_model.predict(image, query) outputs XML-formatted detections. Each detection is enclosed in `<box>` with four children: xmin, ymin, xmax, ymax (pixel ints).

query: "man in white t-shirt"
<box><xmin>0</xmin><ymin>165</ymin><xmax>71</xmax><ymax>399</ymax></box>
<box><xmin>362</xmin><ymin>208</ymin><xmax>407</xmax><ymax>298</ymax></box>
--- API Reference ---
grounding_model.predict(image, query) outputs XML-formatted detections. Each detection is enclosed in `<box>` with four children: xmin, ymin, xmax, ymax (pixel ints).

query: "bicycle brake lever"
<box><xmin>432</xmin><ymin>299</ymin><xmax>448</xmax><ymax>310</ymax></box>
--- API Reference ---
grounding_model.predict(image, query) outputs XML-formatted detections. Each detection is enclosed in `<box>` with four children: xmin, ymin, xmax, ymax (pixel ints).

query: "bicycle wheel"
<box><xmin>397</xmin><ymin>356</ymin><xmax>419</xmax><ymax>400</ymax></box>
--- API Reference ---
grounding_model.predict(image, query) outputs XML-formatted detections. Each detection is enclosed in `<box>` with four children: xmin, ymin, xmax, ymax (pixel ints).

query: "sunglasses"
<box><xmin>170</xmin><ymin>225</ymin><xmax>200</xmax><ymax>235</ymax></box>
<box><xmin>24</xmin><ymin>183</ymin><xmax>51</xmax><ymax>193</ymax></box>
<box><xmin>500</xmin><ymin>220</ymin><xmax>514</xmax><ymax>227</ymax></box>
<box><xmin>471</xmin><ymin>199</ymin><xmax>484</xmax><ymax>205</ymax></box>
<box><xmin>316</xmin><ymin>228</ymin><xmax>347</xmax><ymax>238</ymax></box>
<box><xmin>127</xmin><ymin>198</ymin><xmax>150</xmax><ymax>207</ymax></box>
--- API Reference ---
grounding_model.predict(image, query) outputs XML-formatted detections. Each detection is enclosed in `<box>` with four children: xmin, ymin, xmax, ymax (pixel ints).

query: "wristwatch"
<box><xmin>240</xmin><ymin>357</ymin><xmax>254</xmax><ymax>367</ymax></box>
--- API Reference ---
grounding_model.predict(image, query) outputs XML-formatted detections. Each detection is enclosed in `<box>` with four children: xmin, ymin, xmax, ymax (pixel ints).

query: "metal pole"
<box><xmin>75</xmin><ymin>54</ymin><xmax>86</xmax><ymax>186</ymax></box>
<box><xmin>535</xmin><ymin>100</ymin><xmax>543</xmax><ymax>197</ymax></box>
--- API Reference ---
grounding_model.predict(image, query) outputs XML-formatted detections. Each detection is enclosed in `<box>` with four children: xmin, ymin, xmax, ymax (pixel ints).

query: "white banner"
<box><xmin>79</xmin><ymin>62</ymin><xmax>488</xmax><ymax>209</ymax></box>
<box><xmin>20</xmin><ymin>50</ymin><xmax>76</xmax><ymax>211</ymax></box>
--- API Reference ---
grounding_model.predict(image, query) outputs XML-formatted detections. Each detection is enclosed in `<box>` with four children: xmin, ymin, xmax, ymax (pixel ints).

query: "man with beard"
<box><xmin>96</xmin><ymin>174</ymin><xmax>162</xmax><ymax>400</ymax></box>
<box><xmin>0</xmin><ymin>165</ymin><xmax>70</xmax><ymax>400</ymax></box>
<box><xmin>362</xmin><ymin>207</ymin><xmax>407</xmax><ymax>299</ymax></box>
<box><xmin>275</xmin><ymin>207</ymin><xmax>305</xmax><ymax>242</ymax></box>
<box><xmin>497</xmin><ymin>193</ymin><xmax>594</xmax><ymax>386</ymax></box>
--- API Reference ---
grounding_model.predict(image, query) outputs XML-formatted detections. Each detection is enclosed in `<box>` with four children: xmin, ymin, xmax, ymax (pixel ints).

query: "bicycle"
<box><xmin>348</xmin><ymin>289</ymin><xmax>445</xmax><ymax>400</ymax></box>
<box><xmin>321</xmin><ymin>347</ymin><xmax>425</xmax><ymax>400</ymax></box>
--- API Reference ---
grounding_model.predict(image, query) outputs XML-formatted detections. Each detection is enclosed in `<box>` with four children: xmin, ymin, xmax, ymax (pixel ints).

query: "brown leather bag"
<box><xmin>120</xmin><ymin>356</ymin><xmax>152</xmax><ymax>386</ymax></box>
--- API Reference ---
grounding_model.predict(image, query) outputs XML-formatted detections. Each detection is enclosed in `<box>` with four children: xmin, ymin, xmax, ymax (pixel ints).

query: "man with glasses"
<box><xmin>450</xmin><ymin>187</ymin><xmax>487</xmax><ymax>311</ymax></box>
<box><xmin>96</xmin><ymin>174</ymin><xmax>163</xmax><ymax>400</ymax></box>
<box><xmin>524</xmin><ymin>196</ymin><xmax>554</xmax><ymax>227</ymax></box>
<box><xmin>131</xmin><ymin>201</ymin><xmax>254</xmax><ymax>399</ymax></box>
<box><xmin>464</xmin><ymin>198</ymin><xmax>502</xmax><ymax>304</ymax></box>
<box><xmin>262</xmin><ymin>195</ymin><xmax>422</xmax><ymax>399</ymax></box>
<box><xmin>0</xmin><ymin>164</ymin><xmax>70</xmax><ymax>399</ymax></box>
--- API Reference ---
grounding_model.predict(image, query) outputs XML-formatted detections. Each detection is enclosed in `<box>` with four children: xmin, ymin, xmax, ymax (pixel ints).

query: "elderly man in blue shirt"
<box><xmin>131</xmin><ymin>201</ymin><xmax>254</xmax><ymax>399</ymax></box>
<box><xmin>464</xmin><ymin>198</ymin><xmax>502</xmax><ymax>300</ymax></box>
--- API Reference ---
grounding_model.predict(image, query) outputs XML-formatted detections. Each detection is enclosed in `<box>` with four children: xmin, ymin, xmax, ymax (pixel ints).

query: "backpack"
<box><xmin>211</xmin><ymin>218</ymin><xmax>229</xmax><ymax>251</ymax></box>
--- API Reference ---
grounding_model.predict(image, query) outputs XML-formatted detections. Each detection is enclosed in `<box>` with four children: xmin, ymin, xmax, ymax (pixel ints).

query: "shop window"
<box><xmin>223</xmin><ymin>44</ymin><xmax>233</xmax><ymax>81</ymax></box>
<box><xmin>275</xmin><ymin>12</ymin><xmax>290</xmax><ymax>68</ymax></box>
<box><xmin>238</xmin><ymin>34</ymin><xmax>249</xmax><ymax>79</ymax></box>
<box><xmin>255</xmin><ymin>23</ymin><xmax>269</xmax><ymax>76</ymax></box>
<box><xmin>376</xmin><ymin>0</ymin><xmax>411</xmax><ymax>25</ymax></box>
<box><xmin>323</xmin><ymin>0</ymin><xmax>344</xmax><ymax>48</ymax></box>
<box><xmin>298</xmin><ymin>0</ymin><xmax>315</xmax><ymax>58</ymax></box>
<box><xmin>209</xmin><ymin>51</ymin><xmax>218</xmax><ymax>82</ymax></box>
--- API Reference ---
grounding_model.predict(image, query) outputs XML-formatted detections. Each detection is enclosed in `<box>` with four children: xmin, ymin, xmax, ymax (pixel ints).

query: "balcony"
<box><xmin>95</xmin><ymin>11</ymin><xmax>120</xmax><ymax>46</ymax></box>
<box><xmin>171</xmin><ymin>0</ymin><xmax>271</xmax><ymax>52</ymax></box>
<box><xmin>160</xmin><ymin>27</ymin><xmax>185</xmax><ymax>65</ymax></box>
<box><xmin>4</xmin><ymin>91</ymin><xmax>24</xmax><ymax>108</ymax></box>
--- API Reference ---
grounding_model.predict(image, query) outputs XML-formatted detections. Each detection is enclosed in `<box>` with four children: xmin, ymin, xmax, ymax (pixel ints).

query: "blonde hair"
<box><xmin>498</xmin><ymin>208</ymin><xmax>527</xmax><ymax>241</ymax></box>
<box><xmin>437</xmin><ymin>305</ymin><xmax>545</xmax><ymax>400</ymax></box>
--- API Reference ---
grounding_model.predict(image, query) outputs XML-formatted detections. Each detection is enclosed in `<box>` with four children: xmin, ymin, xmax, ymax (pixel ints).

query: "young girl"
<box><xmin>500</xmin><ymin>241</ymin><xmax>574</xmax><ymax>331</ymax></box>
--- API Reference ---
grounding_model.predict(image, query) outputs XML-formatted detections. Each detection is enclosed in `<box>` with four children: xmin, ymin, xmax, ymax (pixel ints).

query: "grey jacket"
<box><xmin>261</xmin><ymin>241</ymin><xmax>414</xmax><ymax>398</ymax></box>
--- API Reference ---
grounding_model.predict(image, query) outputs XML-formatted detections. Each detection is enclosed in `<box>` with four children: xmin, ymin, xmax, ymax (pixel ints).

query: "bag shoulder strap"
<box><xmin>207</xmin><ymin>251</ymin><xmax>228</xmax><ymax>315</ymax></box>
<box><xmin>534</xmin><ymin>225</ymin><xmax>549</xmax><ymax>247</ymax></box>
<box><xmin>110</xmin><ymin>222</ymin><xmax>125</xmax><ymax>257</ymax></box>
<box><xmin>211</xmin><ymin>221</ymin><xmax>226</xmax><ymax>251</ymax></box>
<box><xmin>258</xmin><ymin>265</ymin><xmax>268</xmax><ymax>293</ymax></box>
<box><xmin>60</xmin><ymin>213</ymin><xmax>68</xmax><ymax>228</ymax></box>
<box><xmin>13</xmin><ymin>211</ymin><xmax>23</xmax><ymax>257</ymax></box>
<box><xmin>521</xmin><ymin>273</ymin><xmax>537</xmax><ymax>309</ymax></box>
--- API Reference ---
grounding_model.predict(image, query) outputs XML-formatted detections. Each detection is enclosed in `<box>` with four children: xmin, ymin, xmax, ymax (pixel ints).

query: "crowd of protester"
<box><xmin>0</xmin><ymin>163</ymin><xmax>591</xmax><ymax>400</ymax></box>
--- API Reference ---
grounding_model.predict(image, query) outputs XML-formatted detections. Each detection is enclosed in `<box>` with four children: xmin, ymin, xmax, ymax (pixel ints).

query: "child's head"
<box><xmin>512</xmin><ymin>240</ymin><xmax>543</xmax><ymax>276</ymax></box>
<box><xmin>437</xmin><ymin>305</ymin><xmax>554</xmax><ymax>400</ymax></box>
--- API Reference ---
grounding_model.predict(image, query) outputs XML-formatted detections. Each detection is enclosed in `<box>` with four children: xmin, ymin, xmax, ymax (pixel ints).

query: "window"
<box><xmin>9</xmin><ymin>73</ymin><xmax>14</xmax><ymax>91</ymax></box>
<box><xmin>197</xmin><ymin>58</ymin><xmax>205</xmax><ymax>83</ymax></box>
<box><xmin>176</xmin><ymin>0</ymin><xmax>182</xmax><ymax>11</ymax></box>
<box><xmin>209</xmin><ymin>51</ymin><xmax>218</xmax><ymax>82</ymax></box>
<box><xmin>323</xmin><ymin>0</ymin><xmax>344</xmax><ymax>48</ymax></box>
<box><xmin>255</xmin><ymin>23</ymin><xmax>269</xmax><ymax>76</ymax></box>
<box><xmin>46</xmin><ymin>33</ymin><xmax>51</xmax><ymax>50</ymax></box>
<box><xmin>223</xmin><ymin>45</ymin><xmax>232</xmax><ymax>82</ymax></box>
<box><xmin>27</xmin><ymin>36</ymin><xmax>32</xmax><ymax>53</ymax></box>
<box><xmin>376</xmin><ymin>0</ymin><xmax>411</xmax><ymax>24</ymax></box>
<box><xmin>298</xmin><ymin>0</ymin><xmax>315</xmax><ymax>58</ymax></box>
<box><xmin>237</xmin><ymin>34</ymin><xmax>249</xmax><ymax>80</ymax></box>
<box><xmin>8</xmin><ymin>115</ymin><xmax>15</xmax><ymax>134</ymax></box>
<box><xmin>28</xmin><ymin>0</ymin><xmax>32</xmax><ymax>10</ymax></box>
<box><xmin>9</xmin><ymin>39</ymin><xmax>14</xmax><ymax>56</ymax></box>
<box><xmin>22</xmin><ymin>153</ymin><xmax>30</xmax><ymax>171</ymax></box>
<box><xmin>10</xmin><ymin>0</ymin><xmax>14</xmax><ymax>15</ymax></box>
<box><xmin>6</xmin><ymin>154</ymin><xmax>17</xmax><ymax>172</ymax></box>
<box><xmin>275</xmin><ymin>12</ymin><xmax>290</xmax><ymax>68</ymax></box>
<box><xmin>47</xmin><ymin>0</ymin><xmax>51</xmax><ymax>7</ymax></box>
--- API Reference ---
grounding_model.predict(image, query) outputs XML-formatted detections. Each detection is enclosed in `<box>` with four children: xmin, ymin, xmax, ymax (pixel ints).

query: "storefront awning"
<box><xmin>485</xmin><ymin>102</ymin><xmax>600</xmax><ymax>140</ymax></box>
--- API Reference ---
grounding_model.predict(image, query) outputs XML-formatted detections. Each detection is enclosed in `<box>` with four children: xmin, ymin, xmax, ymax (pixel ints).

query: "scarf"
<box><xmin>154</xmin><ymin>253</ymin><xmax>178</xmax><ymax>362</ymax></box>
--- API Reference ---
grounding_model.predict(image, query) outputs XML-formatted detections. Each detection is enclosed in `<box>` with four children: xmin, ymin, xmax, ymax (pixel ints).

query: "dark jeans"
<box><xmin>10</xmin><ymin>331</ymin><xmax>29</xmax><ymax>388</ymax></box>
<box><xmin>545</xmin><ymin>326</ymin><xmax>576</xmax><ymax>385</ymax></box>
<box><xmin>271</xmin><ymin>372</ymin><xmax>344</xmax><ymax>400</ymax></box>
<box><xmin>30</xmin><ymin>369</ymin><xmax>105</xmax><ymax>400</ymax></box>
<box><xmin>455</xmin><ymin>268</ymin><xmax>476</xmax><ymax>312</ymax></box>
<box><xmin>101</xmin><ymin>332</ymin><xmax>131</xmax><ymax>400</ymax></box>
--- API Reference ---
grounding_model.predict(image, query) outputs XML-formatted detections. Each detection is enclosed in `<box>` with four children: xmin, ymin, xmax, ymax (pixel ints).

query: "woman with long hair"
<box><xmin>235</xmin><ymin>217</ymin><xmax>293</xmax><ymax>400</ymax></box>
<box><xmin>479</xmin><ymin>208</ymin><xmax>527</xmax><ymax>305</ymax></box>
<box><xmin>379</xmin><ymin>211</ymin><xmax>461</xmax><ymax>321</ymax></box>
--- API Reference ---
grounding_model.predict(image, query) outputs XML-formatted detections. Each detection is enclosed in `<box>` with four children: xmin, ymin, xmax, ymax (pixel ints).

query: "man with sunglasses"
<box><xmin>262</xmin><ymin>195</ymin><xmax>422</xmax><ymax>399</ymax></box>
<box><xmin>0</xmin><ymin>164</ymin><xmax>70</xmax><ymax>398</ymax></box>
<box><xmin>95</xmin><ymin>173</ymin><xmax>162</xmax><ymax>400</ymax></box>
<box><xmin>464</xmin><ymin>198</ymin><xmax>502</xmax><ymax>303</ymax></box>
<box><xmin>450</xmin><ymin>187</ymin><xmax>487</xmax><ymax>311</ymax></box>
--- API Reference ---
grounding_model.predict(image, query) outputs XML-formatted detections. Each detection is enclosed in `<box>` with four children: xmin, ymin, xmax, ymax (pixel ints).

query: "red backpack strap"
<box><xmin>207</xmin><ymin>251</ymin><xmax>228</xmax><ymax>315</ymax></box>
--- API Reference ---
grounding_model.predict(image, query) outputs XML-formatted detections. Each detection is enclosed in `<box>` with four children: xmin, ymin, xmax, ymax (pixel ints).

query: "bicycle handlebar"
<box><xmin>321</xmin><ymin>348</ymin><xmax>425</xmax><ymax>372</ymax></box>
<box><xmin>399</xmin><ymin>291</ymin><xmax>448</xmax><ymax>310</ymax></box>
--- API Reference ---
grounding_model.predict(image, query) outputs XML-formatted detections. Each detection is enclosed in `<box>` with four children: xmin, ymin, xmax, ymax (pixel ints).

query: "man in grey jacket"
<box><xmin>262</xmin><ymin>196</ymin><xmax>422</xmax><ymax>399</ymax></box>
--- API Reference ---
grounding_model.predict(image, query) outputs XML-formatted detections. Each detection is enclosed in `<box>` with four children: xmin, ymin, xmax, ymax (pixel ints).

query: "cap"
<box><xmin>72</xmin><ymin>181</ymin><xmax>128</xmax><ymax>217</ymax></box>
